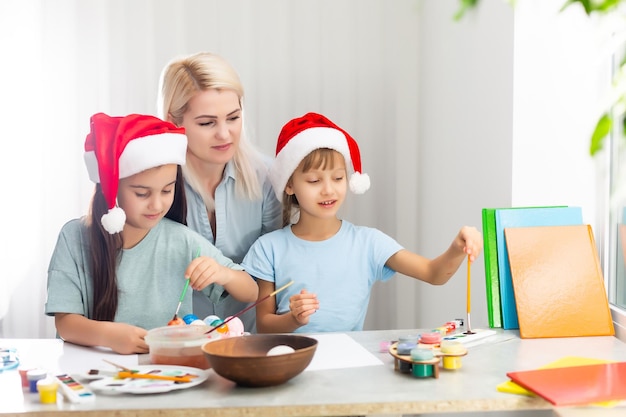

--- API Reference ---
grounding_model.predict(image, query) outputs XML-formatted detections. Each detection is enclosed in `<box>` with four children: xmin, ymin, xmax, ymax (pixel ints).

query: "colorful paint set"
<box><xmin>55</xmin><ymin>373</ymin><xmax>96</xmax><ymax>403</ymax></box>
<box><xmin>387</xmin><ymin>322</ymin><xmax>497</xmax><ymax>379</ymax></box>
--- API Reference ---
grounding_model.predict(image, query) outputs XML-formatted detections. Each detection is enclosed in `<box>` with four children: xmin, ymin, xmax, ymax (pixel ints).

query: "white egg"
<box><xmin>266</xmin><ymin>345</ymin><xmax>295</xmax><ymax>356</ymax></box>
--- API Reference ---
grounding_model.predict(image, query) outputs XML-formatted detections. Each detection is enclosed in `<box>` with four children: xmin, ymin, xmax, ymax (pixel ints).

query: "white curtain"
<box><xmin>0</xmin><ymin>0</ymin><xmax>426</xmax><ymax>338</ymax></box>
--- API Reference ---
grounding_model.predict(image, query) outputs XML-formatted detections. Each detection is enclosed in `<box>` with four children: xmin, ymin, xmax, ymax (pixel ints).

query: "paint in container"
<box><xmin>410</xmin><ymin>348</ymin><xmax>435</xmax><ymax>378</ymax></box>
<box><xmin>19</xmin><ymin>367</ymin><xmax>34</xmax><ymax>388</ymax></box>
<box><xmin>396</xmin><ymin>342</ymin><xmax>417</xmax><ymax>373</ymax></box>
<box><xmin>36</xmin><ymin>377</ymin><xmax>59</xmax><ymax>404</ymax></box>
<box><xmin>26</xmin><ymin>369</ymin><xmax>47</xmax><ymax>393</ymax></box>
<box><xmin>440</xmin><ymin>341</ymin><xmax>466</xmax><ymax>370</ymax></box>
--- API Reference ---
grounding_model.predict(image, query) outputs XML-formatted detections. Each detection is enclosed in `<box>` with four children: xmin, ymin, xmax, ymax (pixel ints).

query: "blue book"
<box><xmin>495</xmin><ymin>206</ymin><xmax>583</xmax><ymax>329</ymax></box>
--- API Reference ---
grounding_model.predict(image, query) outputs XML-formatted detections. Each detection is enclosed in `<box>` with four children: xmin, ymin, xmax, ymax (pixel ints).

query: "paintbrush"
<box><xmin>102</xmin><ymin>359</ymin><xmax>135</xmax><ymax>373</ymax></box>
<box><xmin>205</xmin><ymin>280</ymin><xmax>295</xmax><ymax>335</ymax></box>
<box><xmin>117</xmin><ymin>371</ymin><xmax>195</xmax><ymax>383</ymax></box>
<box><xmin>464</xmin><ymin>255</ymin><xmax>475</xmax><ymax>335</ymax></box>
<box><xmin>87</xmin><ymin>369</ymin><xmax>117</xmax><ymax>377</ymax></box>
<box><xmin>171</xmin><ymin>247</ymin><xmax>201</xmax><ymax>322</ymax></box>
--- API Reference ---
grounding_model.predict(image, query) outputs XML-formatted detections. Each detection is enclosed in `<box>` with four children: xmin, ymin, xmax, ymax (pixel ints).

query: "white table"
<box><xmin>2</xmin><ymin>329</ymin><xmax>626</xmax><ymax>417</ymax></box>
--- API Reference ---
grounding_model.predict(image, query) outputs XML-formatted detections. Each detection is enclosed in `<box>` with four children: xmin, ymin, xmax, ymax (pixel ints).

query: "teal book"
<box><xmin>482</xmin><ymin>208</ymin><xmax>502</xmax><ymax>328</ymax></box>
<box><xmin>495</xmin><ymin>206</ymin><xmax>583</xmax><ymax>329</ymax></box>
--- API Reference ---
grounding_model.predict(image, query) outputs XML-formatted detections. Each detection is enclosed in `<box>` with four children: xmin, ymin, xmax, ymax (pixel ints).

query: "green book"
<box><xmin>482</xmin><ymin>205</ymin><xmax>570</xmax><ymax>329</ymax></box>
<box><xmin>482</xmin><ymin>208</ymin><xmax>502</xmax><ymax>328</ymax></box>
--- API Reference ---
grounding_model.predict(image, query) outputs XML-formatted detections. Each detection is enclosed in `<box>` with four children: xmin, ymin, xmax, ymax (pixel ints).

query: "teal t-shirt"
<box><xmin>45</xmin><ymin>217</ymin><xmax>244</xmax><ymax>330</ymax></box>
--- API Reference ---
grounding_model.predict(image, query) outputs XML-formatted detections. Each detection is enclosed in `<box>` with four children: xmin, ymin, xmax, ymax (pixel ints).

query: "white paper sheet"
<box><xmin>58</xmin><ymin>342</ymin><xmax>139</xmax><ymax>375</ymax></box>
<box><xmin>304</xmin><ymin>333</ymin><xmax>383</xmax><ymax>371</ymax></box>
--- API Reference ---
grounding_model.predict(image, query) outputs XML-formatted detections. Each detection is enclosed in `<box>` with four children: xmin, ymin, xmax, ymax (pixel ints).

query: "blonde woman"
<box><xmin>158</xmin><ymin>52</ymin><xmax>281</xmax><ymax>332</ymax></box>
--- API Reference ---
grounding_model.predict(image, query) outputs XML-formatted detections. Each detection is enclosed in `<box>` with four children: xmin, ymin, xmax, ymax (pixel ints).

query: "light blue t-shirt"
<box><xmin>186</xmin><ymin>159</ymin><xmax>282</xmax><ymax>331</ymax></box>
<box><xmin>45</xmin><ymin>217</ymin><xmax>245</xmax><ymax>331</ymax></box>
<box><xmin>241</xmin><ymin>220</ymin><xmax>404</xmax><ymax>333</ymax></box>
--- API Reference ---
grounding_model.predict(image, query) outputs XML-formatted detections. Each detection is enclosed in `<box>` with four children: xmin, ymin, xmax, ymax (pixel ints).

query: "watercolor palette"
<box><xmin>441</xmin><ymin>329</ymin><xmax>497</xmax><ymax>347</ymax></box>
<box><xmin>89</xmin><ymin>365</ymin><xmax>209</xmax><ymax>394</ymax></box>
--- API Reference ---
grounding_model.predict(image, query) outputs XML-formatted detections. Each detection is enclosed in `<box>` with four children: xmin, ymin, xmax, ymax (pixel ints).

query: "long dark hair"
<box><xmin>88</xmin><ymin>165</ymin><xmax>187</xmax><ymax>321</ymax></box>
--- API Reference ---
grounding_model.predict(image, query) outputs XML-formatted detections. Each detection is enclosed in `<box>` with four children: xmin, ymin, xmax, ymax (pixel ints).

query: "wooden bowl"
<box><xmin>201</xmin><ymin>334</ymin><xmax>318</xmax><ymax>387</ymax></box>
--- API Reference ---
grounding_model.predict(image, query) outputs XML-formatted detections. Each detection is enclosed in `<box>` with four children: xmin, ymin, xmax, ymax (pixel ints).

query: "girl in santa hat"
<box><xmin>242</xmin><ymin>112</ymin><xmax>482</xmax><ymax>334</ymax></box>
<box><xmin>45</xmin><ymin>113</ymin><xmax>258</xmax><ymax>354</ymax></box>
<box><xmin>158</xmin><ymin>52</ymin><xmax>282</xmax><ymax>333</ymax></box>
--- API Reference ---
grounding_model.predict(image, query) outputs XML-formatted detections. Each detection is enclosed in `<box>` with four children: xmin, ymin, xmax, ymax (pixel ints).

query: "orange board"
<box><xmin>504</xmin><ymin>224</ymin><xmax>614</xmax><ymax>338</ymax></box>
<box><xmin>497</xmin><ymin>356</ymin><xmax>620</xmax><ymax>407</ymax></box>
<box><xmin>507</xmin><ymin>362</ymin><xmax>626</xmax><ymax>406</ymax></box>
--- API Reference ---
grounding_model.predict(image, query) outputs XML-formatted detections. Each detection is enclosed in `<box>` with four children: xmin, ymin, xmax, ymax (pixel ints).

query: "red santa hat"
<box><xmin>269</xmin><ymin>112</ymin><xmax>370</xmax><ymax>200</ymax></box>
<box><xmin>84</xmin><ymin>113</ymin><xmax>187</xmax><ymax>234</ymax></box>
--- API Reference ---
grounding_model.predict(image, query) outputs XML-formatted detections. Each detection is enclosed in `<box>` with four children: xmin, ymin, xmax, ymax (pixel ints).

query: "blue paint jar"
<box><xmin>396</xmin><ymin>342</ymin><xmax>417</xmax><ymax>373</ymax></box>
<box><xmin>396</xmin><ymin>342</ymin><xmax>417</xmax><ymax>355</ymax></box>
<box><xmin>26</xmin><ymin>369</ymin><xmax>47</xmax><ymax>393</ymax></box>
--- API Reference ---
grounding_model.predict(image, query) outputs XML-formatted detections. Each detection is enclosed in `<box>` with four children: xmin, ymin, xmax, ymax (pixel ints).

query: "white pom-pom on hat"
<box><xmin>100</xmin><ymin>206</ymin><xmax>126</xmax><ymax>234</ymax></box>
<box><xmin>349</xmin><ymin>171</ymin><xmax>371</xmax><ymax>194</ymax></box>
<box><xmin>84</xmin><ymin>113</ymin><xmax>188</xmax><ymax>234</ymax></box>
<box><xmin>269</xmin><ymin>112</ymin><xmax>370</xmax><ymax>200</ymax></box>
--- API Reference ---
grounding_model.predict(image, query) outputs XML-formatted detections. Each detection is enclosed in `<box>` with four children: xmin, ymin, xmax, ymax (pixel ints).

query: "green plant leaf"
<box><xmin>597</xmin><ymin>0</ymin><xmax>622</xmax><ymax>12</ymax></box>
<box><xmin>561</xmin><ymin>0</ymin><xmax>593</xmax><ymax>14</ymax></box>
<box><xmin>561</xmin><ymin>0</ymin><xmax>623</xmax><ymax>14</ymax></box>
<box><xmin>454</xmin><ymin>0</ymin><xmax>480</xmax><ymax>21</ymax></box>
<box><xmin>590</xmin><ymin>113</ymin><xmax>613</xmax><ymax>156</ymax></box>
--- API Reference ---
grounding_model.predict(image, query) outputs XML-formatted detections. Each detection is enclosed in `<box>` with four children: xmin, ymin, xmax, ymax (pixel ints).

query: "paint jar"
<box><xmin>26</xmin><ymin>369</ymin><xmax>47</xmax><ymax>393</ymax></box>
<box><xmin>396</xmin><ymin>342</ymin><xmax>416</xmax><ymax>373</ymax></box>
<box><xmin>398</xmin><ymin>334</ymin><xmax>419</xmax><ymax>344</ymax></box>
<box><xmin>19</xmin><ymin>367</ymin><xmax>34</xmax><ymax>388</ymax></box>
<box><xmin>36</xmin><ymin>377</ymin><xmax>59</xmax><ymax>404</ymax></box>
<box><xmin>410</xmin><ymin>348</ymin><xmax>434</xmax><ymax>378</ymax></box>
<box><xmin>419</xmin><ymin>332</ymin><xmax>442</xmax><ymax>344</ymax></box>
<box><xmin>440</xmin><ymin>341</ymin><xmax>466</xmax><ymax>370</ymax></box>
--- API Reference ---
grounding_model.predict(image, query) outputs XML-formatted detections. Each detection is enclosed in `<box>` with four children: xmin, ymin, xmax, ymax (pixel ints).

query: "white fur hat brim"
<box><xmin>269</xmin><ymin>127</ymin><xmax>352</xmax><ymax>200</ymax></box>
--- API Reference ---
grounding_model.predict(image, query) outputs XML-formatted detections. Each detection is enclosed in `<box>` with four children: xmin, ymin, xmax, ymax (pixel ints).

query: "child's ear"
<box><xmin>285</xmin><ymin>178</ymin><xmax>295</xmax><ymax>195</ymax></box>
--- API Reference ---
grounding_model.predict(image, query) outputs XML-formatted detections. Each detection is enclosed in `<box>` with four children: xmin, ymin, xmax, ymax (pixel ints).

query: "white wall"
<box><xmin>411</xmin><ymin>0</ymin><xmax>514</xmax><ymax>329</ymax></box>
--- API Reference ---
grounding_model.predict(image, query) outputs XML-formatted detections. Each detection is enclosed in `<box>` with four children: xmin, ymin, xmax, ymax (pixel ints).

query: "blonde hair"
<box><xmin>157</xmin><ymin>52</ymin><xmax>263</xmax><ymax>209</ymax></box>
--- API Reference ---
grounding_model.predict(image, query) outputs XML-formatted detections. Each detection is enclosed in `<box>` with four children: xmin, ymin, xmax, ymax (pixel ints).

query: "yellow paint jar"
<box><xmin>442</xmin><ymin>355</ymin><xmax>463</xmax><ymax>370</ymax></box>
<box><xmin>37</xmin><ymin>377</ymin><xmax>59</xmax><ymax>404</ymax></box>
<box><xmin>440</xmin><ymin>341</ymin><xmax>466</xmax><ymax>370</ymax></box>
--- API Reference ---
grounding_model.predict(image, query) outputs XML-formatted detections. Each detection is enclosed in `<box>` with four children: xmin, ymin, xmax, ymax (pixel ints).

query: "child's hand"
<box><xmin>185</xmin><ymin>256</ymin><xmax>231</xmax><ymax>290</ymax></box>
<box><xmin>105</xmin><ymin>322</ymin><xmax>148</xmax><ymax>354</ymax></box>
<box><xmin>289</xmin><ymin>289</ymin><xmax>319</xmax><ymax>325</ymax></box>
<box><xmin>454</xmin><ymin>226</ymin><xmax>483</xmax><ymax>262</ymax></box>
